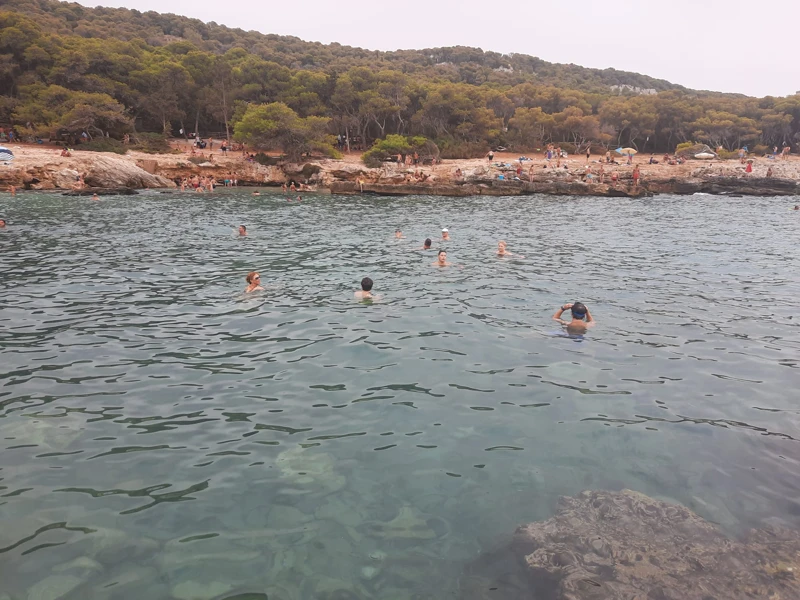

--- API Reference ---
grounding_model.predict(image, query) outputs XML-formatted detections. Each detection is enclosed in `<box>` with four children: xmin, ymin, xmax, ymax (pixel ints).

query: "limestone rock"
<box><xmin>513</xmin><ymin>489</ymin><xmax>800</xmax><ymax>600</ymax></box>
<box><xmin>27</xmin><ymin>575</ymin><xmax>84</xmax><ymax>600</ymax></box>
<box><xmin>171</xmin><ymin>580</ymin><xmax>233</xmax><ymax>600</ymax></box>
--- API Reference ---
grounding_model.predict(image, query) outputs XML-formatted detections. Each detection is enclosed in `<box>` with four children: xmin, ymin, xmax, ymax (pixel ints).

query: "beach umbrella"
<box><xmin>615</xmin><ymin>147</ymin><xmax>638</xmax><ymax>155</ymax></box>
<box><xmin>0</xmin><ymin>146</ymin><xmax>13</xmax><ymax>162</ymax></box>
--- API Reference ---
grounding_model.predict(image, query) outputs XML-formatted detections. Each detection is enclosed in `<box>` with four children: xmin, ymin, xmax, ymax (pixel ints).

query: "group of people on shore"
<box><xmin>240</xmin><ymin>224</ymin><xmax>597</xmax><ymax>335</ymax></box>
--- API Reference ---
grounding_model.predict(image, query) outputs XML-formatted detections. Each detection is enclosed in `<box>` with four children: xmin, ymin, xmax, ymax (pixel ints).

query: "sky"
<box><xmin>71</xmin><ymin>0</ymin><xmax>800</xmax><ymax>98</ymax></box>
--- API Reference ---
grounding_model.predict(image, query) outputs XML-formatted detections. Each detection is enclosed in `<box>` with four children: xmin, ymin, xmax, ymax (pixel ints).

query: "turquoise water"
<box><xmin>1</xmin><ymin>191</ymin><xmax>799</xmax><ymax>599</ymax></box>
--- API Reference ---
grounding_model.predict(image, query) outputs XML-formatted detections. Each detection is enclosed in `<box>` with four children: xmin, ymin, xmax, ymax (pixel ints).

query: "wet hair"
<box><xmin>395</xmin><ymin>229</ymin><xmax>401</xmax><ymax>233</ymax></box>
<box><xmin>571</xmin><ymin>302</ymin><xmax>588</xmax><ymax>319</ymax></box>
<box><xmin>424</xmin><ymin>238</ymin><xmax>432</xmax><ymax>247</ymax></box>
<box><xmin>438</xmin><ymin>250</ymin><xmax>446</xmax><ymax>257</ymax></box>
<box><xmin>246</xmin><ymin>271</ymin><xmax>259</xmax><ymax>284</ymax></box>
<box><xmin>361</xmin><ymin>277</ymin><xmax>373</xmax><ymax>291</ymax></box>
<box><xmin>239</xmin><ymin>225</ymin><xmax>246</xmax><ymax>232</ymax></box>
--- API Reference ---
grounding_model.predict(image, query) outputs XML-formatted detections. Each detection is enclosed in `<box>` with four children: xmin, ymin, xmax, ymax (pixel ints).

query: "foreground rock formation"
<box><xmin>3</xmin><ymin>152</ymin><xmax>174</xmax><ymax>190</ymax></box>
<box><xmin>511</xmin><ymin>489</ymin><xmax>800</xmax><ymax>600</ymax></box>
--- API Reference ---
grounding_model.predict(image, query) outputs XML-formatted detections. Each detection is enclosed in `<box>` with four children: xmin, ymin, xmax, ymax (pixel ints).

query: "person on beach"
<box><xmin>745</xmin><ymin>162</ymin><xmax>753</xmax><ymax>175</ymax></box>
<box><xmin>586</xmin><ymin>146</ymin><xmax>591</xmax><ymax>163</ymax></box>
<box><xmin>238</xmin><ymin>225</ymin><xmax>247</xmax><ymax>236</ymax></box>
<box><xmin>244</xmin><ymin>272</ymin><xmax>263</xmax><ymax>293</ymax></box>
<box><xmin>598</xmin><ymin>164</ymin><xmax>605</xmax><ymax>184</ymax></box>
<box><xmin>418</xmin><ymin>238</ymin><xmax>433</xmax><ymax>250</ymax></box>
<box><xmin>441</xmin><ymin>228</ymin><xmax>450</xmax><ymax>241</ymax></box>
<box><xmin>433</xmin><ymin>250</ymin><xmax>452</xmax><ymax>267</ymax></box>
<box><xmin>497</xmin><ymin>240</ymin><xmax>524</xmax><ymax>258</ymax></box>
<box><xmin>766</xmin><ymin>167</ymin><xmax>773</xmax><ymax>178</ymax></box>
<box><xmin>354</xmin><ymin>277</ymin><xmax>374</xmax><ymax>300</ymax></box>
<box><xmin>395</xmin><ymin>229</ymin><xmax>405</xmax><ymax>239</ymax></box>
<box><xmin>553</xmin><ymin>302</ymin><xmax>595</xmax><ymax>335</ymax></box>
<box><xmin>632</xmin><ymin>165</ymin><xmax>640</xmax><ymax>188</ymax></box>
<box><xmin>487</xmin><ymin>151</ymin><xmax>494</xmax><ymax>162</ymax></box>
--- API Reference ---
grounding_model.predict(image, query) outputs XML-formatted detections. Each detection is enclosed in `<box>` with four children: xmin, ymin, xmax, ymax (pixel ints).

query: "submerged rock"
<box><xmin>26</xmin><ymin>575</ymin><xmax>84</xmax><ymax>600</ymax></box>
<box><xmin>513</xmin><ymin>489</ymin><xmax>800</xmax><ymax>600</ymax></box>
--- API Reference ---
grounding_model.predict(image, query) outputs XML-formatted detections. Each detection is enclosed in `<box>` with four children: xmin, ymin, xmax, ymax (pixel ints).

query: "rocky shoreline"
<box><xmin>1</xmin><ymin>146</ymin><xmax>798</xmax><ymax>198</ymax></box>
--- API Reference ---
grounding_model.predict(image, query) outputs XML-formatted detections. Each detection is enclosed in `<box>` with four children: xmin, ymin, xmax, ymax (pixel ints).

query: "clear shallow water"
<box><xmin>1</xmin><ymin>191</ymin><xmax>799</xmax><ymax>599</ymax></box>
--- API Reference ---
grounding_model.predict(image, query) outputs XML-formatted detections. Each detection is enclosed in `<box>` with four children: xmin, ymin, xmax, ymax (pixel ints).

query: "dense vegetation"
<box><xmin>2</xmin><ymin>0</ymin><xmax>799</xmax><ymax>158</ymax></box>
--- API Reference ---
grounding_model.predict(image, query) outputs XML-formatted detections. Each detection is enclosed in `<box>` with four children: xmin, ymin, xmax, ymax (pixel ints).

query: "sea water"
<box><xmin>1</xmin><ymin>191</ymin><xmax>799</xmax><ymax>599</ymax></box>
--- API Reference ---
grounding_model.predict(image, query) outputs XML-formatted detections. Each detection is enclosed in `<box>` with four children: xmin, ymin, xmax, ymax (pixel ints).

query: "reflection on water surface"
<box><xmin>1</xmin><ymin>191</ymin><xmax>799</xmax><ymax>599</ymax></box>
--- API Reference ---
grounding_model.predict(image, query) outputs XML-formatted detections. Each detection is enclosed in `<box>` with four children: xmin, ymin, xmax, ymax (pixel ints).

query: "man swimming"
<box><xmin>354</xmin><ymin>277</ymin><xmax>374</xmax><ymax>300</ymax></box>
<box><xmin>497</xmin><ymin>240</ymin><xmax>524</xmax><ymax>258</ymax></box>
<box><xmin>433</xmin><ymin>250</ymin><xmax>452</xmax><ymax>267</ymax></box>
<box><xmin>395</xmin><ymin>229</ymin><xmax>405</xmax><ymax>239</ymax></box>
<box><xmin>553</xmin><ymin>302</ymin><xmax>595</xmax><ymax>335</ymax></box>
<box><xmin>441</xmin><ymin>228</ymin><xmax>451</xmax><ymax>240</ymax></box>
<box><xmin>418</xmin><ymin>238</ymin><xmax>432</xmax><ymax>250</ymax></box>
<box><xmin>238</xmin><ymin>225</ymin><xmax>247</xmax><ymax>236</ymax></box>
<box><xmin>0</xmin><ymin>218</ymin><xmax>6</xmax><ymax>228</ymax></box>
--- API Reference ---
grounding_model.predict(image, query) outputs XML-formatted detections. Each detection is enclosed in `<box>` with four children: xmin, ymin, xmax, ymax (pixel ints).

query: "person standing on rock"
<box><xmin>632</xmin><ymin>165</ymin><xmax>641</xmax><ymax>188</ymax></box>
<box><xmin>586</xmin><ymin>146</ymin><xmax>591</xmax><ymax>163</ymax></box>
<box><xmin>745</xmin><ymin>162</ymin><xmax>753</xmax><ymax>175</ymax></box>
<box><xmin>487</xmin><ymin>151</ymin><xmax>494</xmax><ymax>162</ymax></box>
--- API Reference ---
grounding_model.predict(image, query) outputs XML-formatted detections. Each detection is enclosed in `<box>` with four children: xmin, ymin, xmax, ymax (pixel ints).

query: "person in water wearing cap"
<box><xmin>244</xmin><ymin>271</ymin><xmax>263</xmax><ymax>293</ymax></box>
<box><xmin>441</xmin><ymin>228</ymin><xmax>451</xmax><ymax>241</ymax></box>
<box><xmin>238</xmin><ymin>225</ymin><xmax>247</xmax><ymax>236</ymax></box>
<box><xmin>497</xmin><ymin>240</ymin><xmax>524</xmax><ymax>258</ymax></box>
<box><xmin>553</xmin><ymin>302</ymin><xmax>595</xmax><ymax>334</ymax></box>
<box><xmin>354</xmin><ymin>277</ymin><xmax>374</xmax><ymax>300</ymax></box>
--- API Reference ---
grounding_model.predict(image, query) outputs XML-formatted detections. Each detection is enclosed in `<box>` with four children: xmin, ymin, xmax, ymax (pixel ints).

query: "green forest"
<box><xmin>2</xmin><ymin>0</ymin><xmax>799</xmax><ymax>158</ymax></box>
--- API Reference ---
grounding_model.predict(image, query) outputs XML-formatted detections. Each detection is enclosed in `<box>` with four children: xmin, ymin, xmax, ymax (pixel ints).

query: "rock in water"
<box><xmin>513</xmin><ymin>489</ymin><xmax>800</xmax><ymax>600</ymax></box>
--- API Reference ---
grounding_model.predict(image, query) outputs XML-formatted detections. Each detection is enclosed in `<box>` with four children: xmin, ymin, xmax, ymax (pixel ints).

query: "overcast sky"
<box><xmin>72</xmin><ymin>0</ymin><xmax>800</xmax><ymax>97</ymax></box>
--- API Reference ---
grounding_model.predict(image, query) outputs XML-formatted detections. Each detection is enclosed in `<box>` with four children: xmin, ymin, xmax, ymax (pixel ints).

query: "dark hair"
<box><xmin>424</xmin><ymin>238</ymin><xmax>432</xmax><ymax>247</ymax></box>
<box><xmin>361</xmin><ymin>277</ymin><xmax>373</xmax><ymax>291</ymax></box>
<box><xmin>571</xmin><ymin>302</ymin><xmax>588</xmax><ymax>319</ymax></box>
<box><xmin>438</xmin><ymin>249</ymin><xmax>446</xmax><ymax>256</ymax></box>
<box><xmin>239</xmin><ymin>225</ymin><xmax>246</xmax><ymax>231</ymax></box>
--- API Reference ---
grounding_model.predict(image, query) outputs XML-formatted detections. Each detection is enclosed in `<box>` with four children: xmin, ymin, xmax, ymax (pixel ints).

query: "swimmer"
<box><xmin>252</xmin><ymin>191</ymin><xmax>260</xmax><ymax>196</ymax></box>
<box><xmin>296</xmin><ymin>196</ymin><xmax>302</xmax><ymax>202</ymax></box>
<box><xmin>238</xmin><ymin>225</ymin><xmax>247</xmax><ymax>236</ymax></box>
<box><xmin>0</xmin><ymin>218</ymin><xmax>6</xmax><ymax>228</ymax></box>
<box><xmin>354</xmin><ymin>277</ymin><xmax>374</xmax><ymax>300</ymax></box>
<box><xmin>395</xmin><ymin>229</ymin><xmax>405</xmax><ymax>239</ymax></box>
<box><xmin>441</xmin><ymin>228</ymin><xmax>450</xmax><ymax>241</ymax></box>
<box><xmin>794</xmin><ymin>205</ymin><xmax>799</xmax><ymax>210</ymax></box>
<box><xmin>92</xmin><ymin>193</ymin><xmax>99</xmax><ymax>201</ymax></box>
<box><xmin>553</xmin><ymin>302</ymin><xmax>595</xmax><ymax>335</ymax></box>
<box><xmin>244</xmin><ymin>271</ymin><xmax>263</xmax><ymax>293</ymax></box>
<box><xmin>497</xmin><ymin>240</ymin><xmax>524</xmax><ymax>258</ymax></box>
<box><xmin>8</xmin><ymin>185</ymin><xmax>16</xmax><ymax>197</ymax></box>
<box><xmin>433</xmin><ymin>249</ymin><xmax>452</xmax><ymax>267</ymax></box>
<box><xmin>418</xmin><ymin>238</ymin><xmax>432</xmax><ymax>250</ymax></box>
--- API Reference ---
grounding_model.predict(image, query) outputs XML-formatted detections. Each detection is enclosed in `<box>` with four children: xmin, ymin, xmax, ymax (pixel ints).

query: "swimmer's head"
<box><xmin>438</xmin><ymin>250</ymin><xmax>447</xmax><ymax>262</ymax></box>
<box><xmin>498</xmin><ymin>240</ymin><xmax>506</xmax><ymax>249</ymax></box>
<box><xmin>361</xmin><ymin>277</ymin><xmax>373</xmax><ymax>292</ymax></box>
<box><xmin>246</xmin><ymin>271</ymin><xmax>260</xmax><ymax>284</ymax></box>
<box><xmin>0</xmin><ymin>218</ymin><xmax>5</xmax><ymax>227</ymax></box>
<box><xmin>239</xmin><ymin>225</ymin><xmax>247</xmax><ymax>235</ymax></box>
<box><xmin>424</xmin><ymin>238</ymin><xmax>432</xmax><ymax>248</ymax></box>
<box><xmin>571</xmin><ymin>302</ymin><xmax>588</xmax><ymax>320</ymax></box>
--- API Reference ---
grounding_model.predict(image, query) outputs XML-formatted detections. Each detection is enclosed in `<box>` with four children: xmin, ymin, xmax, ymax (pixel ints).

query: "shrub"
<box><xmin>79</xmin><ymin>138</ymin><xmax>127</xmax><ymax>154</ymax></box>
<box><xmin>254</xmin><ymin>152</ymin><xmax>281</xmax><ymax>166</ymax></box>
<box><xmin>437</xmin><ymin>139</ymin><xmax>486</xmax><ymax>160</ymax></box>
<box><xmin>131</xmin><ymin>132</ymin><xmax>174</xmax><ymax>154</ymax></box>
<box><xmin>751</xmin><ymin>144</ymin><xmax>769</xmax><ymax>156</ymax></box>
<box><xmin>675</xmin><ymin>142</ymin><xmax>695</xmax><ymax>153</ymax></box>
<box><xmin>717</xmin><ymin>149</ymin><xmax>739</xmax><ymax>160</ymax></box>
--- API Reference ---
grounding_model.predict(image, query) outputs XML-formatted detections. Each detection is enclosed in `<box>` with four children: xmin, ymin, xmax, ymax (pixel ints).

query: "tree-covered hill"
<box><xmin>1</xmin><ymin>0</ymin><xmax>798</xmax><ymax>157</ymax></box>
